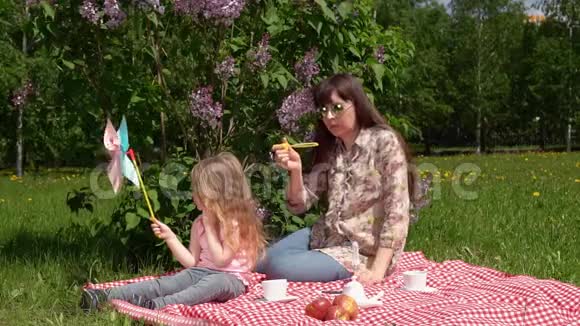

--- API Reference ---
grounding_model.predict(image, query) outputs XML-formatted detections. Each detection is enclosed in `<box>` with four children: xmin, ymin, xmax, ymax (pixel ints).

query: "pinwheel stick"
<box><xmin>127</xmin><ymin>149</ymin><xmax>158</xmax><ymax>223</ymax></box>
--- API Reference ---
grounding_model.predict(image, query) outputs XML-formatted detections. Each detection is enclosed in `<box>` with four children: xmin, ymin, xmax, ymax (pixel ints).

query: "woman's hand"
<box><xmin>271</xmin><ymin>139</ymin><xmax>302</xmax><ymax>172</ymax></box>
<box><xmin>354</xmin><ymin>266</ymin><xmax>385</xmax><ymax>285</ymax></box>
<box><xmin>151</xmin><ymin>219</ymin><xmax>177</xmax><ymax>241</ymax></box>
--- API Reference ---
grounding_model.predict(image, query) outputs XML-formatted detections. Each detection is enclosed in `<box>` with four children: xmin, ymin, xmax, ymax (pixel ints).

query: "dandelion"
<box><xmin>27</xmin><ymin>198</ymin><xmax>32</xmax><ymax>201</ymax></box>
<box><xmin>576</xmin><ymin>162</ymin><xmax>580</xmax><ymax>168</ymax></box>
<box><xmin>575</xmin><ymin>179</ymin><xmax>580</xmax><ymax>183</ymax></box>
<box><xmin>532</xmin><ymin>192</ymin><xmax>540</xmax><ymax>197</ymax></box>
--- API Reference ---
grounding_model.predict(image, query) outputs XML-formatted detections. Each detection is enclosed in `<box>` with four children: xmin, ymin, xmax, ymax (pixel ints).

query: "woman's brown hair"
<box><xmin>311</xmin><ymin>73</ymin><xmax>421</xmax><ymax>206</ymax></box>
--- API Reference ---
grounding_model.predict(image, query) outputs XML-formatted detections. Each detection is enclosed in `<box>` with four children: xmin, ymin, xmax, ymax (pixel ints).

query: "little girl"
<box><xmin>81</xmin><ymin>152</ymin><xmax>267</xmax><ymax>311</ymax></box>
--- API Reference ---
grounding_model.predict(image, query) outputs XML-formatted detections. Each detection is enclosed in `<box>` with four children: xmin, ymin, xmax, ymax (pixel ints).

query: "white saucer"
<box><xmin>260</xmin><ymin>295</ymin><xmax>299</xmax><ymax>303</ymax></box>
<box><xmin>358</xmin><ymin>299</ymin><xmax>383</xmax><ymax>309</ymax></box>
<box><xmin>400</xmin><ymin>286</ymin><xmax>437</xmax><ymax>293</ymax></box>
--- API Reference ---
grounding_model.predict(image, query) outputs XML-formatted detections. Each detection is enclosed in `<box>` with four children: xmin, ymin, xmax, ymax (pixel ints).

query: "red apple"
<box><xmin>332</xmin><ymin>294</ymin><xmax>359</xmax><ymax>320</ymax></box>
<box><xmin>305</xmin><ymin>297</ymin><xmax>332</xmax><ymax>321</ymax></box>
<box><xmin>324</xmin><ymin>305</ymin><xmax>349</xmax><ymax>321</ymax></box>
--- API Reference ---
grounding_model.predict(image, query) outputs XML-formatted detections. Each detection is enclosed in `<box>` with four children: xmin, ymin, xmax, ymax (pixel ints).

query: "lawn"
<box><xmin>0</xmin><ymin>152</ymin><xmax>578</xmax><ymax>325</ymax></box>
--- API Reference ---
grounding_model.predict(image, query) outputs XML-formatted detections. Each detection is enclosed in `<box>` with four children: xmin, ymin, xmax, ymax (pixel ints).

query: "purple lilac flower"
<box><xmin>11</xmin><ymin>81</ymin><xmax>35</xmax><ymax>109</ymax></box>
<box><xmin>375</xmin><ymin>45</ymin><xmax>385</xmax><ymax>64</ymax></box>
<box><xmin>174</xmin><ymin>0</ymin><xmax>246</xmax><ymax>26</ymax></box>
<box><xmin>249</xmin><ymin>33</ymin><xmax>271</xmax><ymax>71</ymax></box>
<box><xmin>277</xmin><ymin>88</ymin><xmax>316</xmax><ymax>132</ymax></box>
<box><xmin>294</xmin><ymin>48</ymin><xmax>320</xmax><ymax>86</ymax></box>
<box><xmin>79</xmin><ymin>0</ymin><xmax>100</xmax><ymax>25</ymax></box>
<box><xmin>214</xmin><ymin>56</ymin><xmax>235</xmax><ymax>81</ymax></box>
<box><xmin>304</xmin><ymin>130</ymin><xmax>315</xmax><ymax>142</ymax></box>
<box><xmin>256</xmin><ymin>206</ymin><xmax>271</xmax><ymax>221</ymax></box>
<box><xmin>189</xmin><ymin>86</ymin><xmax>223</xmax><ymax>128</ymax></box>
<box><xmin>134</xmin><ymin>0</ymin><xmax>165</xmax><ymax>14</ymax></box>
<box><xmin>104</xmin><ymin>0</ymin><xmax>126</xmax><ymax>28</ymax></box>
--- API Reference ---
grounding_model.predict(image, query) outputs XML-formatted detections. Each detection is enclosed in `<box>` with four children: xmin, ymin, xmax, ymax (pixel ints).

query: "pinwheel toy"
<box><xmin>103</xmin><ymin>116</ymin><xmax>158</xmax><ymax>223</ymax></box>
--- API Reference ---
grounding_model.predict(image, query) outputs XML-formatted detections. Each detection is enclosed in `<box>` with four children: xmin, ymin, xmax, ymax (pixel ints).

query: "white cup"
<box><xmin>402</xmin><ymin>271</ymin><xmax>427</xmax><ymax>290</ymax></box>
<box><xmin>262</xmin><ymin>279</ymin><xmax>288</xmax><ymax>300</ymax></box>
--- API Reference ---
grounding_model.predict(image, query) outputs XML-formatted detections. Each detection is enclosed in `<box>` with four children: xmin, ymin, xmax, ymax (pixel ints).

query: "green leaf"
<box><xmin>61</xmin><ymin>59</ymin><xmax>75</xmax><ymax>70</ymax></box>
<box><xmin>337</xmin><ymin>2</ymin><xmax>353</xmax><ymax>19</ymax></box>
<box><xmin>73</xmin><ymin>59</ymin><xmax>86</xmax><ymax>67</ymax></box>
<box><xmin>291</xmin><ymin>216</ymin><xmax>304</xmax><ymax>226</ymax></box>
<box><xmin>276</xmin><ymin>74</ymin><xmax>288</xmax><ymax>89</ymax></box>
<box><xmin>162</xmin><ymin>68</ymin><xmax>171</xmax><ymax>76</ymax></box>
<box><xmin>370</xmin><ymin>63</ymin><xmax>385</xmax><ymax>91</ymax></box>
<box><xmin>137</xmin><ymin>206</ymin><xmax>149</xmax><ymax>218</ymax></box>
<box><xmin>314</xmin><ymin>0</ymin><xmax>337</xmax><ymax>24</ymax></box>
<box><xmin>125</xmin><ymin>212</ymin><xmax>140</xmax><ymax>230</ymax></box>
<box><xmin>260</xmin><ymin>74</ymin><xmax>269</xmax><ymax>88</ymax></box>
<box><xmin>286</xmin><ymin>224</ymin><xmax>299</xmax><ymax>232</ymax></box>
<box><xmin>262</xmin><ymin>5</ymin><xmax>280</xmax><ymax>25</ymax></box>
<box><xmin>148</xmin><ymin>189</ymin><xmax>160</xmax><ymax>211</ymax></box>
<box><xmin>103</xmin><ymin>54</ymin><xmax>113</xmax><ymax>60</ymax></box>
<box><xmin>332</xmin><ymin>55</ymin><xmax>340</xmax><ymax>72</ymax></box>
<box><xmin>348</xmin><ymin>46</ymin><xmax>361</xmax><ymax>59</ymax></box>
<box><xmin>130</xmin><ymin>94</ymin><xmax>145</xmax><ymax>103</ymax></box>
<box><xmin>40</xmin><ymin>1</ymin><xmax>55</xmax><ymax>19</ymax></box>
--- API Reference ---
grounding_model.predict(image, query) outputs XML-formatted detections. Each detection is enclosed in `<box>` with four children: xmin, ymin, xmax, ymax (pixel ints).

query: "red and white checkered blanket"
<box><xmin>85</xmin><ymin>252</ymin><xmax>580</xmax><ymax>326</ymax></box>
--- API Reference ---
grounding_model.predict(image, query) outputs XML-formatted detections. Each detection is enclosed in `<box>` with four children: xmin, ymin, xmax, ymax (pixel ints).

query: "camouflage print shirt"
<box><xmin>287</xmin><ymin>126</ymin><xmax>410</xmax><ymax>276</ymax></box>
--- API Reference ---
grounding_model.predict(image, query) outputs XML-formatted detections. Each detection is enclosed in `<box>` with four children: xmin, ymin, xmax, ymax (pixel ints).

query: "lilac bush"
<box><xmin>189</xmin><ymin>86</ymin><xmax>223</xmax><ymax>128</ymax></box>
<box><xmin>173</xmin><ymin>0</ymin><xmax>246</xmax><ymax>26</ymax></box>
<box><xmin>79</xmin><ymin>0</ymin><xmax>100</xmax><ymax>25</ymax></box>
<box><xmin>276</xmin><ymin>88</ymin><xmax>316</xmax><ymax>132</ymax></box>
<box><xmin>134</xmin><ymin>0</ymin><xmax>165</xmax><ymax>14</ymax></box>
<box><xmin>294</xmin><ymin>47</ymin><xmax>320</xmax><ymax>86</ymax></box>
<box><xmin>248</xmin><ymin>33</ymin><xmax>271</xmax><ymax>71</ymax></box>
<box><xmin>215</xmin><ymin>56</ymin><xmax>236</xmax><ymax>81</ymax></box>
<box><xmin>11</xmin><ymin>81</ymin><xmax>35</xmax><ymax>109</ymax></box>
<box><xmin>375</xmin><ymin>45</ymin><xmax>385</xmax><ymax>64</ymax></box>
<box><xmin>104</xmin><ymin>0</ymin><xmax>126</xmax><ymax>28</ymax></box>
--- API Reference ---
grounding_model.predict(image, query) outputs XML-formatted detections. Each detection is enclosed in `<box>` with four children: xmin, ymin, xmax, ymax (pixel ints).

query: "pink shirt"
<box><xmin>193</xmin><ymin>218</ymin><xmax>252</xmax><ymax>273</ymax></box>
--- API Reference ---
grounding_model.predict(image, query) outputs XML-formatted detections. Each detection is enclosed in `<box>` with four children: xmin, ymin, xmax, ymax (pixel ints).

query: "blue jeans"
<box><xmin>256</xmin><ymin>228</ymin><xmax>352</xmax><ymax>282</ymax></box>
<box><xmin>107</xmin><ymin>267</ymin><xmax>245</xmax><ymax>309</ymax></box>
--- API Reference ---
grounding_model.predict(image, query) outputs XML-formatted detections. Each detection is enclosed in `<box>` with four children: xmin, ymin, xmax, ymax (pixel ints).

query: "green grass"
<box><xmin>0</xmin><ymin>152</ymin><xmax>579</xmax><ymax>325</ymax></box>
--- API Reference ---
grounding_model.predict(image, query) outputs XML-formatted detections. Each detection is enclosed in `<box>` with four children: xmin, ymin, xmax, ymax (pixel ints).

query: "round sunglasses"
<box><xmin>318</xmin><ymin>102</ymin><xmax>353</xmax><ymax>118</ymax></box>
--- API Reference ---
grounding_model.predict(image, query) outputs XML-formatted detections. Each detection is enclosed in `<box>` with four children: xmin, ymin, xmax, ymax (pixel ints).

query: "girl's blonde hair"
<box><xmin>190</xmin><ymin>152</ymin><xmax>266</xmax><ymax>268</ymax></box>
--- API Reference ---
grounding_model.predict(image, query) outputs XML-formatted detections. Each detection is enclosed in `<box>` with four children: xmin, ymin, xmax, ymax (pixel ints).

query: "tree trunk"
<box><xmin>423</xmin><ymin>129</ymin><xmax>432</xmax><ymax>155</ymax></box>
<box><xmin>160</xmin><ymin>111</ymin><xmax>166</xmax><ymax>163</ymax></box>
<box><xmin>17</xmin><ymin>5</ymin><xmax>28</xmax><ymax>177</ymax></box>
<box><xmin>540</xmin><ymin>116</ymin><xmax>546</xmax><ymax>151</ymax></box>
<box><xmin>475</xmin><ymin>19</ymin><xmax>483</xmax><ymax>155</ymax></box>
<box><xmin>16</xmin><ymin>107</ymin><xmax>23</xmax><ymax>177</ymax></box>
